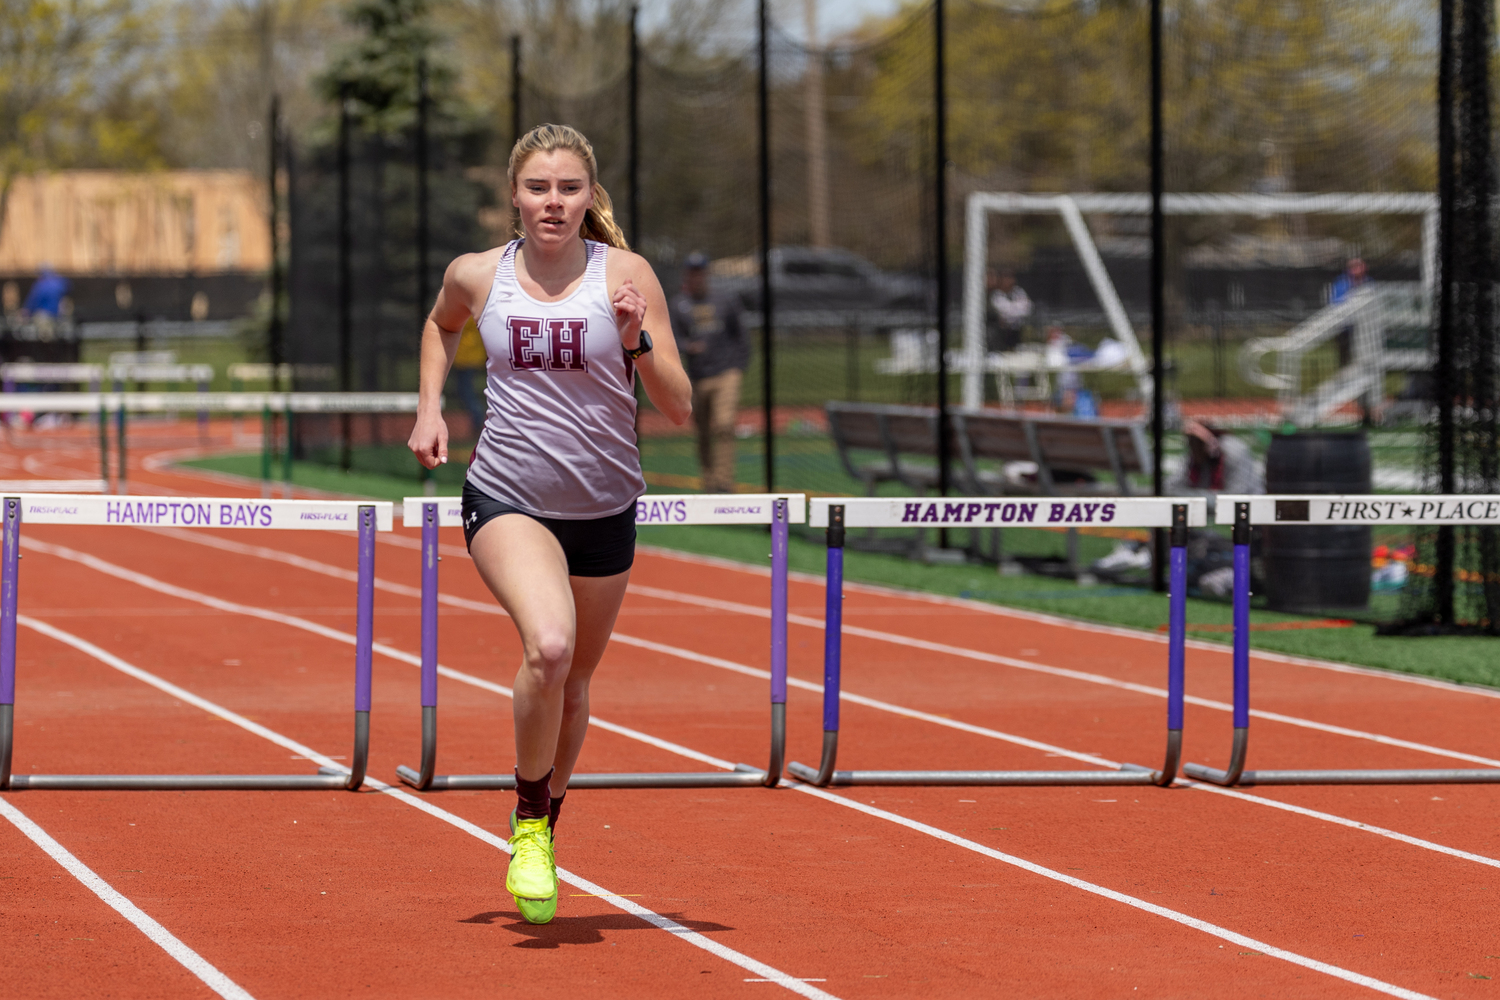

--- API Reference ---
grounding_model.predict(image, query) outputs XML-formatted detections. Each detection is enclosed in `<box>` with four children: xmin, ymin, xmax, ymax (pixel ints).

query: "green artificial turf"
<box><xmin>182</xmin><ymin>451</ymin><xmax>1500</xmax><ymax>689</ymax></box>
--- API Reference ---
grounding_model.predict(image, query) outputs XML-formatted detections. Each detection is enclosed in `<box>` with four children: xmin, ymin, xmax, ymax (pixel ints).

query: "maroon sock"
<box><xmin>514</xmin><ymin>768</ymin><xmax>553</xmax><ymax>822</ymax></box>
<box><xmin>548</xmin><ymin>793</ymin><xmax>565</xmax><ymax>833</ymax></box>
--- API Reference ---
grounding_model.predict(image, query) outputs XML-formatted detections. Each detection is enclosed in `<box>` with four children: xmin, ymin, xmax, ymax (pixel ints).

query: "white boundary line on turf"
<box><xmin>635</xmin><ymin>543</ymin><xmax>1500</xmax><ymax>701</ymax></box>
<box><xmin>0</xmin><ymin>790</ymin><xmax>256</xmax><ymax>1000</ymax></box>
<box><xmin>18</xmin><ymin>614</ymin><xmax>1447</xmax><ymax>1000</ymax></box>
<box><xmin>133</xmin><ymin>527</ymin><xmax>1500</xmax><ymax>769</ymax></box>
<box><xmin>15</xmin><ymin>616</ymin><xmax>840</xmax><ymax>1000</ymax></box>
<box><xmin>28</xmin><ymin>537</ymin><xmax>1500</xmax><ymax>877</ymax></box>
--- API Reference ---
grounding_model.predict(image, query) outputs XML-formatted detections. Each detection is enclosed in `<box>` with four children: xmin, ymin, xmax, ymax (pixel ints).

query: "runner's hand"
<box><xmin>612</xmin><ymin>278</ymin><xmax>647</xmax><ymax>349</ymax></box>
<box><xmin>408</xmin><ymin>411</ymin><xmax>449</xmax><ymax>469</ymax></box>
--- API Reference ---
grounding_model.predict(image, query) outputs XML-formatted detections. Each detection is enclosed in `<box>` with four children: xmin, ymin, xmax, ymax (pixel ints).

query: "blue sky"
<box><xmin>805</xmin><ymin>0</ymin><xmax>904</xmax><ymax>41</ymax></box>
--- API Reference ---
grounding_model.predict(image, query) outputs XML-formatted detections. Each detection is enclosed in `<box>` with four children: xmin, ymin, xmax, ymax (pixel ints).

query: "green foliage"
<box><xmin>0</xmin><ymin>0</ymin><xmax>166</xmax><ymax>229</ymax></box>
<box><xmin>317</xmin><ymin>0</ymin><xmax>461</xmax><ymax>136</ymax></box>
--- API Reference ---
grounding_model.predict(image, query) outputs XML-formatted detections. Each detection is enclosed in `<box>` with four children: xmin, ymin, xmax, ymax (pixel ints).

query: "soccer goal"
<box><xmin>960</xmin><ymin>192</ymin><xmax>1437</xmax><ymax>414</ymax></box>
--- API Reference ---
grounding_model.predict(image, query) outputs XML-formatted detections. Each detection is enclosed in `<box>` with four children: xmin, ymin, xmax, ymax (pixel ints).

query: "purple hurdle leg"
<box><xmin>0</xmin><ymin>498</ymin><xmax>19</xmax><ymax>789</ymax></box>
<box><xmin>345</xmin><ymin>505</ymin><xmax>375</xmax><ymax>790</ymax></box>
<box><xmin>763</xmin><ymin>498</ymin><xmax>789</xmax><ymax>786</ymax></box>
<box><xmin>1153</xmin><ymin>503</ymin><xmax>1188</xmax><ymax>786</ymax></box>
<box><xmin>398</xmin><ymin>502</ymin><xmax>441</xmax><ymax>789</ymax></box>
<box><xmin>788</xmin><ymin>503</ymin><xmax>844</xmax><ymax>786</ymax></box>
<box><xmin>1225</xmin><ymin>501</ymin><xmax>1252</xmax><ymax>783</ymax></box>
<box><xmin>1182</xmin><ymin>500</ymin><xmax>1253</xmax><ymax>786</ymax></box>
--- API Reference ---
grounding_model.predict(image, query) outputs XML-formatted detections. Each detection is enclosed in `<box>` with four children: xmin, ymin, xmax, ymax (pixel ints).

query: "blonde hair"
<box><xmin>508</xmin><ymin>123</ymin><xmax>630</xmax><ymax>250</ymax></box>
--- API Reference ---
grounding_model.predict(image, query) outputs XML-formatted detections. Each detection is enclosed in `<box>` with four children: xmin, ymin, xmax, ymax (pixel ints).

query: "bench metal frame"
<box><xmin>0</xmin><ymin>494</ymin><xmax>389</xmax><ymax>791</ymax></box>
<box><xmin>788</xmin><ymin>496</ymin><xmax>1202</xmax><ymax>787</ymax></box>
<box><xmin>1185</xmin><ymin>494</ymin><xmax>1500</xmax><ymax>786</ymax></box>
<box><xmin>396</xmin><ymin>494</ymin><xmax>802</xmax><ymax>791</ymax></box>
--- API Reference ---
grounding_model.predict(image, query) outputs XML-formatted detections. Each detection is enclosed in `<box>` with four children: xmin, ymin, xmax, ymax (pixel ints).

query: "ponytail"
<box><xmin>582</xmin><ymin>182</ymin><xmax>629</xmax><ymax>250</ymax></box>
<box><xmin>508</xmin><ymin>123</ymin><xmax>630</xmax><ymax>250</ymax></box>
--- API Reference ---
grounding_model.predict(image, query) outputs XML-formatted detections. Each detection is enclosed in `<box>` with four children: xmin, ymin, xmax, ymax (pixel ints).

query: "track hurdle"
<box><xmin>1184</xmin><ymin>494</ymin><xmax>1500</xmax><ymax>786</ymax></box>
<box><xmin>395</xmin><ymin>493</ymin><xmax>806</xmax><ymax>790</ymax></box>
<box><xmin>788</xmin><ymin>495</ymin><xmax>1207</xmax><ymax>787</ymax></box>
<box><xmin>0</xmin><ymin>494</ymin><xmax>394</xmax><ymax>790</ymax></box>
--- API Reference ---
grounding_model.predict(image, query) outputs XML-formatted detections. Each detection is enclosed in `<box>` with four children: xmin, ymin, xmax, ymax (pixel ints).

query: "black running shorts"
<box><xmin>460</xmin><ymin>481</ymin><xmax>636</xmax><ymax>577</ymax></box>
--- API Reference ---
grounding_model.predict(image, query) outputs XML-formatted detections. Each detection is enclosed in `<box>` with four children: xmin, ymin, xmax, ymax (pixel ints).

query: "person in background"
<box><xmin>451</xmin><ymin>316</ymin><xmax>489</xmax><ymax>439</ymax></box>
<box><xmin>22</xmin><ymin>267</ymin><xmax>70</xmax><ymax>318</ymax></box>
<box><xmin>1168</xmin><ymin>419</ymin><xmax>1265</xmax><ymax>505</ymax></box>
<box><xmin>1329</xmin><ymin>257</ymin><xmax>1368</xmax><ymax>367</ymax></box>
<box><xmin>1330</xmin><ymin>256</ymin><xmax>1372</xmax><ymax>422</ymax></box>
<box><xmin>985</xmin><ymin>268</ymin><xmax>1032</xmax><ymax>402</ymax></box>
<box><xmin>1330</xmin><ymin>256</ymin><xmax>1368</xmax><ymax>305</ymax></box>
<box><xmin>669</xmin><ymin>252</ymin><xmax>748</xmax><ymax>493</ymax></box>
<box><xmin>986</xmin><ymin>268</ymin><xmax>1031</xmax><ymax>353</ymax></box>
<box><xmin>1094</xmin><ymin>420</ymin><xmax>1264</xmax><ymax>593</ymax></box>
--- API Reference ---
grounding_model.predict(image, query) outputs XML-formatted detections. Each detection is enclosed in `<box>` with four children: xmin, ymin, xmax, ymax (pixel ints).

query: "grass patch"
<box><xmin>180</xmin><ymin>451</ymin><xmax>1500</xmax><ymax>687</ymax></box>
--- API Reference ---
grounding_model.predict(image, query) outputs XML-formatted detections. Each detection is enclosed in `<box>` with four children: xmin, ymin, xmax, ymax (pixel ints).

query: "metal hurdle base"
<box><xmin>3</xmin><ymin>712</ymin><xmax>369</xmax><ymax>791</ymax></box>
<box><xmin>1183</xmin><ymin>725</ymin><xmax>1500</xmax><ymax>786</ymax></box>
<box><xmin>393</xmin><ymin>495</ymin><xmax>798</xmax><ymax>795</ymax></box>
<box><xmin>787</xmin><ymin>732</ymin><xmax>1176</xmax><ymax>787</ymax></box>
<box><xmin>0</xmin><ymin>498</ymin><xmax>387</xmax><ymax>793</ymax></box>
<box><xmin>397</xmin><ymin>705</ymin><xmax>784</xmax><ymax>790</ymax></box>
<box><xmin>788</xmin><ymin>501</ymin><xmax>1197</xmax><ymax>790</ymax></box>
<box><xmin>1184</xmin><ymin>497</ymin><xmax>1500</xmax><ymax>788</ymax></box>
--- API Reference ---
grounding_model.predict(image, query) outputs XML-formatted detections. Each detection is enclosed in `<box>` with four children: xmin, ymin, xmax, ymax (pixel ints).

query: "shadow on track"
<box><xmin>459</xmin><ymin>911</ymin><xmax>735</xmax><ymax>948</ymax></box>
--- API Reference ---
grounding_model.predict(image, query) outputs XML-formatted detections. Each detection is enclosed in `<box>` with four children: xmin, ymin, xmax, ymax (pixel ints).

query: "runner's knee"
<box><xmin>522</xmin><ymin>630</ymin><xmax>574</xmax><ymax>685</ymax></box>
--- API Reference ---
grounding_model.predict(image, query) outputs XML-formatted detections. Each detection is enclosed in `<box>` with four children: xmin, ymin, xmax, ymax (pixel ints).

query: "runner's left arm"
<box><xmin>608</xmin><ymin>249</ymin><xmax>693</xmax><ymax>425</ymax></box>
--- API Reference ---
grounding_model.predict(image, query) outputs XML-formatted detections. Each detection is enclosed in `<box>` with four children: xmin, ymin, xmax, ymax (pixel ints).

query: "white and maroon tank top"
<box><xmin>466</xmin><ymin>238</ymin><xmax>644</xmax><ymax>518</ymax></box>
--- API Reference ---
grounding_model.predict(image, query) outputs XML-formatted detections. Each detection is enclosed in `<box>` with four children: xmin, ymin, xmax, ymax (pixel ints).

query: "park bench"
<box><xmin>826</xmin><ymin>401</ymin><xmax>1152</xmax><ymax>567</ymax></box>
<box><xmin>827</xmin><ymin>401</ymin><xmax>1150</xmax><ymax>498</ymax></box>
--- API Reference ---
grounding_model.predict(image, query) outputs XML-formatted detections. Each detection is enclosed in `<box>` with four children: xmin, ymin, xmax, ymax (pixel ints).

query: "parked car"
<box><xmin>711</xmin><ymin>246</ymin><xmax>929</xmax><ymax>315</ymax></box>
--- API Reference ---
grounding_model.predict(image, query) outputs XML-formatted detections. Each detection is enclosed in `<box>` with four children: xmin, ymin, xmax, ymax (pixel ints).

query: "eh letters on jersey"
<box><xmin>900</xmin><ymin>501</ymin><xmax>1118</xmax><ymax>525</ymax></box>
<box><xmin>508</xmin><ymin>317</ymin><xmax>589</xmax><ymax>372</ymax></box>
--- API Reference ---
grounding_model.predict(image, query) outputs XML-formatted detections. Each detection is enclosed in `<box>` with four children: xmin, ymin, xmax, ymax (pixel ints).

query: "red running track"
<box><xmin>0</xmin><ymin>429</ymin><xmax>1497</xmax><ymax>998</ymax></box>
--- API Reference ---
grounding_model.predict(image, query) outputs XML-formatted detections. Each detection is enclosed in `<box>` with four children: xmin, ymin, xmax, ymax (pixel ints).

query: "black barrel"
<box><xmin>1264</xmin><ymin>430</ymin><xmax>1372</xmax><ymax>612</ymax></box>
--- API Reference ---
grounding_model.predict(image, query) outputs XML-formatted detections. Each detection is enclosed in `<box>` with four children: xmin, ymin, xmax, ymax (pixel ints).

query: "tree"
<box><xmin>317</xmin><ymin>0</ymin><xmax>458</xmax><ymax>135</ymax></box>
<box><xmin>0</xmin><ymin>0</ymin><xmax>165</xmax><ymax>237</ymax></box>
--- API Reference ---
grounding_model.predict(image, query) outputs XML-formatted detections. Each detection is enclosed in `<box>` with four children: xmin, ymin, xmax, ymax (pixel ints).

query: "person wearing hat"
<box><xmin>669</xmin><ymin>252</ymin><xmax>749</xmax><ymax>493</ymax></box>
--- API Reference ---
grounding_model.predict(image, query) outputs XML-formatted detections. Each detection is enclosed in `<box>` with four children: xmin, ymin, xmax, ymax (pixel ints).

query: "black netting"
<box><xmin>285</xmin><ymin>98</ymin><xmax>490</xmax><ymax>463</ymax></box>
<box><xmin>1393</xmin><ymin>0</ymin><xmax>1500</xmax><ymax>634</ymax></box>
<box><xmin>270</xmin><ymin>1</ymin><xmax>1500</xmax><ymax>625</ymax></box>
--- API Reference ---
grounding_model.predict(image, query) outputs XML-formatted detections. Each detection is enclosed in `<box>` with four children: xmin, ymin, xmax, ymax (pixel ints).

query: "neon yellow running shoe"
<box><xmin>507</xmin><ymin>812</ymin><xmax>557</xmax><ymax>924</ymax></box>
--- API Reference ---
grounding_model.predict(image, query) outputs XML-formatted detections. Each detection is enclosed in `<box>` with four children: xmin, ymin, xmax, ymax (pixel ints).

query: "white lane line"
<box><xmin>22</xmin><ymin>613</ymin><xmax>1439</xmax><ymax>1000</ymax></box>
<box><xmin>17</xmin><ymin>617</ymin><xmax>839</xmax><ymax>1000</ymax></box>
<box><xmin>784</xmin><ymin>783</ymin><xmax>1439</xmax><ymax>1000</ymax></box>
<box><xmin>0</xmin><ymin>791</ymin><xmax>256</xmax><ymax>1000</ymax></box>
<box><xmin>627</xmin><ymin>584</ymin><xmax>1500</xmax><ymax>770</ymax></box>
<box><xmin>637</xmin><ymin>543</ymin><xmax>1500</xmax><ymax>701</ymax></box>
<box><xmin>582</xmin><ymin>634</ymin><xmax>1500</xmax><ymax>872</ymax></box>
<box><xmin>45</xmin><ymin>535</ymin><xmax>1500</xmax><ymax>871</ymax></box>
<box><xmin>134</xmin><ymin>529</ymin><xmax>1500</xmax><ymax>769</ymax></box>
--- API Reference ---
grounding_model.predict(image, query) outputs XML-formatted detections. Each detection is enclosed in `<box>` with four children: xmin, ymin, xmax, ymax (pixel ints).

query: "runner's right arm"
<box><xmin>409</xmin><ymin>251</ymin><xmax>496</xmax><ymax>468</ymax></box>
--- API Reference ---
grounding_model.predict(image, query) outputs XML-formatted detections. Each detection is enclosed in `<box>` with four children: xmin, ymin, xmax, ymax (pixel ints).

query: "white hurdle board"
<box><xmin>1217</xmin><ymin>494</ymin><xmax>1500</xmax><ymax>526</ymax></box>
<box><xmin>403</xmin><ymin>493</ymin><xmax>807</xmax><ymax>528</ymax></box>
<box><xmin>0</xmin><ymin>480</ymin><xmax>107</xmax><ymax>494</ymax></box>
<box><xmin>810</xmin><ymin>495</ymin><xmax>1207</xmax><ymax>529</ymax></box>
<box><xmin>5</xmin><ymin>494</ymin><xmax>394</xmax><ymax>531</ymax></box>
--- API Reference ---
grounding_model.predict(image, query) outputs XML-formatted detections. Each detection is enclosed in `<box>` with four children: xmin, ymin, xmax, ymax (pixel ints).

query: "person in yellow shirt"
<box><xmin>452</xmin><ymin>316</ymin><xmax>488</xmax><ymax>438</ymax></box>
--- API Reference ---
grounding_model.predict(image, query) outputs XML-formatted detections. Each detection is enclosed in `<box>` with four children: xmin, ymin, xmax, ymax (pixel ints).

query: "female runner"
<box><xmin>408</xmin><ymin>124</ymin><xmax>692</xmax><ymax>925</ymax></box>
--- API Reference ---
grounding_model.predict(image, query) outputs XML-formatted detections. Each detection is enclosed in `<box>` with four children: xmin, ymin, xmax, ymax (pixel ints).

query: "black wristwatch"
<box><xmin>624</xmin><ymin>329</ymin><xmax>653</xmax><ymax>360</ymax></box>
